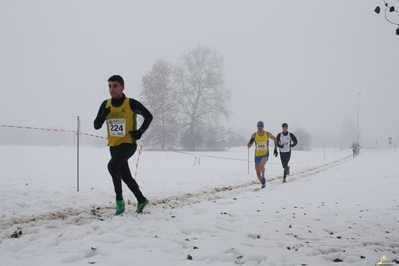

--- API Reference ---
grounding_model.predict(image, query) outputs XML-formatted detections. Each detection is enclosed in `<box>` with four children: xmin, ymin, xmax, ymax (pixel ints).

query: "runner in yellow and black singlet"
<box><xmin>94</xmin><ymin>75</ymin><xmax>153</xmax><ymax>215</ymax></box>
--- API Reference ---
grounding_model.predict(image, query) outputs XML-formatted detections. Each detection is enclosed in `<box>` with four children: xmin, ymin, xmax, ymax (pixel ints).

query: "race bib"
<box><xmin>283</xmin><ymin>140</ymin><xmax>290</xmax><ymax>146</ymax></box>
<box><xmin>107</xmin><ymin>119</ymin><xmax>126</xmax><ymax>137</ymax></box>
<box><xmin>256</xmin><ymin>141</ymin><xmax>267</xmax><ymax>150</ymax></box>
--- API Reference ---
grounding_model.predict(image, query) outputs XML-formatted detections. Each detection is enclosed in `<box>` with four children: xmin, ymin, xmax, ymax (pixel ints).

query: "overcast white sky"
<box><xmin>1</xmin><ymin>0</ymin><xmax>398</xmax><ymax>148</ymax></box>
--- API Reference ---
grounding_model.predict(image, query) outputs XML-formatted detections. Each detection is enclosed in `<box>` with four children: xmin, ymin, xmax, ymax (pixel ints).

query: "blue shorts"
<box><xmin>254</xmin><ymin>152</ymin><xmax>269</xmax><ymax>163</ymax></box>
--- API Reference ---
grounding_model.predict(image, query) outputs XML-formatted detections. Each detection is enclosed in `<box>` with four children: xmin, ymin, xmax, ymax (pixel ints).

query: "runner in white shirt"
<box><xmin>276</xmin><ymin>123</ymin><xmax>298</xmax><ymax>183</ymax></box>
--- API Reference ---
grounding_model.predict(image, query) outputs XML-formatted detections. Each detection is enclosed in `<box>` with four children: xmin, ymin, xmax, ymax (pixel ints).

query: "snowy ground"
<box><xmin>0</xmin><ymin>145</ymin><xmax>398</xmax><ymax>265</ymax></box>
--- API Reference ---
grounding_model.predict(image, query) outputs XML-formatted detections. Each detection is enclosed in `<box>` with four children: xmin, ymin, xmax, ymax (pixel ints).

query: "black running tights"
<box><xmin>108</xmin><ymin>143</ymin><xmax>146</xmax><ymax>203</ymax></box>
<box><xmin>280</xmin><ymin>152</ymin><xmax>291</xmax><ymax>169</ymax></box>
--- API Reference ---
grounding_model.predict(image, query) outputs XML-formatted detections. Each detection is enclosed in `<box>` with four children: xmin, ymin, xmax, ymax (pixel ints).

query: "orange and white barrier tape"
<box><xmin>134</xmin><ymin>145</ymin><xmax>143</xmax><ymax>180</ymax></box>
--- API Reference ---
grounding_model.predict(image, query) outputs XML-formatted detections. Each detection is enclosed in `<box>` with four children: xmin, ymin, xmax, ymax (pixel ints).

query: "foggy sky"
<box><xmin>1</xmin><ymin>0</ymin><xmax>398</xmax><ymax>148</ymax></box>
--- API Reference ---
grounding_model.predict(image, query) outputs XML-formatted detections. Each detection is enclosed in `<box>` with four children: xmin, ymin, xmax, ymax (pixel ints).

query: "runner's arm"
<box><xmin>129</xmin><ymin>98</ymin><xmax>153</xmax><ymax>133</ymax></box>
<box><xmin>290</xmin><ymin>133</ymin><xmax>298</xmax><ymax>147</ymax></box>
<box><xmin>267</xmin><ymin>132</ymin><xmax>278</xmax><ymax>149</ymax></box>
<box><xmin>93</xmin><ymin>100</ymin><xmax>107</xmax><ymax>130</ymax></box>
<box><xmin>247</xmin><ymin>133</ymin><xmax>256</xmax><ymax>148</ymax></box>
<box><xmin>276</xmin><ymin>133</ymin><xmax>283</xmax><ymax>148</ymax></box>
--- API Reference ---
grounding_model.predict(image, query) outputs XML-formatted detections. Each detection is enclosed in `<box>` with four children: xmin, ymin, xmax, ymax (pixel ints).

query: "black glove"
<box><xmin>273</xmin><ymin>148</ymin><xmax>278</xmax><ymax>157</ymax></box>
<box><xmin>290</xmin><ymin>144</ymin><xmax>295</xmax><ymax>148</ymax></box>
<box><xmin>129</xmin><ymin>129</ymin><xmax>142</xmax><ymax>140</ymax></box>
<box><xmin>101</xmin><ymin>107</ymin><xmax>111</xmax><ymax>118</ymax></box>
<box><xmin>278</xmin><ymin>144</ymin><xmax>284</xmax><ymax>149</ymax></box>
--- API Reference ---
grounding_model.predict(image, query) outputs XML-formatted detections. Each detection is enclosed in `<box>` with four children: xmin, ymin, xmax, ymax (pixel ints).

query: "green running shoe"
<box><xmin>136</xmin><ymin>198</ymin><xmax>149</xmax><ymax>214</ymax></box>
<box><xmin>115</xmin><ymin>200</ymin><xmax>125</xmax><ymax>215</ymax></box>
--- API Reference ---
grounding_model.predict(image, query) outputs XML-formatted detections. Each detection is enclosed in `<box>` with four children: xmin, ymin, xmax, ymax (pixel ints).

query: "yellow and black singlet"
<box><xmin>254</xmin><ymin>131</ymin><xmax>269</xmax><ymax>156</ymax></box>
<box><xmin>105</xmin><ymin>98</ymin><xmax>137</xmax><ymax>146</ymax></box>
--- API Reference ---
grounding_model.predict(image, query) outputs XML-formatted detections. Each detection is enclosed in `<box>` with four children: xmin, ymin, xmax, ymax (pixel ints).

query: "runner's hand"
<box><xmin>273</xmin><ymin>148</ymin><xmax>278</xmax><ymax>157</ymax></box>
<box><xmin>129</xmin><ymin>130</ymin><xmax>142</xmax><ymax>140</ymax></box>
<box><xmin>101</xmin><ymin>107</ymin><xmax>111</xmax><ymax>118</ymax></box>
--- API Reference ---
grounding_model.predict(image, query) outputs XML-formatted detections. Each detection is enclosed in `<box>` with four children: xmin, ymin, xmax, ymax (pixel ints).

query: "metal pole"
<box><xmin>357</xmin><ymin>92</ymin><xmax>361</xmax><ymax>143</ymax></box>
<box><xmin>247</xmin><ymin>147</ymin><xmax>250</xmax><ymax>175</ymax></box>
<box><xmin>77</xmin><ymin>116</ymin><xmax>80</xmax><ymax>192</ymax></box>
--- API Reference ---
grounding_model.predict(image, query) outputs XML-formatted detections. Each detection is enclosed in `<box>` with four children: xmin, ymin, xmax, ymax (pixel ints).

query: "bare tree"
<box><xmin>226</xmin><ymin>129</ymin><xmax>247</xmax><ymax>148</ymax></box>
<box><xmin>374</xmin><ymin>0</ymin><xmax>399</xmax><ymax>36</ymax></box>
<box><xmin>174</xmin><ymin>45</ymin><xmax>231</xmax><ymax>151</ymax></box>
<box><xmin>140</xmin><ymin>59</ymin><xmax>178</xmax><ymax>150</ymax></box>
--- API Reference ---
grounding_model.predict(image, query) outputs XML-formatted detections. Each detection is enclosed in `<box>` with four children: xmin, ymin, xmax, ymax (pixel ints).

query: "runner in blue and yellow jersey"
<box><xmin>247</xmin><ymin>121</ymin><xmax>278</xmax><ymax>189</ymax></box>
<box><xmin>94</xmin><ymin>75</ymin><xmax>153</xmax><ymax>215</ymax></box>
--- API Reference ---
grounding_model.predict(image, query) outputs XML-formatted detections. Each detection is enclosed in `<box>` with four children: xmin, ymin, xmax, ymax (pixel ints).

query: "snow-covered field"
<box><xmin>0</xmin><ymin>145</ymin><xmax>398</xmax><ymax>265</ymax></box>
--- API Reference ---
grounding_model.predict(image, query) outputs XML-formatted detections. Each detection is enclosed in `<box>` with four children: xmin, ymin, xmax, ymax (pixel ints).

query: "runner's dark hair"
<box><xmin>108</xmin><ymin>75</ymin><xmax>124</xmax><ymax>86</ymax></box>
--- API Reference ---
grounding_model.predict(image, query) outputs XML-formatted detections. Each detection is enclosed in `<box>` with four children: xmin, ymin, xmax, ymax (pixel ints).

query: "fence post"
<box><xmin>247</xmin><ymin>148</ymin><xmax>250</xmax><ymax>175</ymax></box>
<box><xmin>77</xmin><ymin>116</ymin><xmax>80</xmax><ymax>192</ymax></box>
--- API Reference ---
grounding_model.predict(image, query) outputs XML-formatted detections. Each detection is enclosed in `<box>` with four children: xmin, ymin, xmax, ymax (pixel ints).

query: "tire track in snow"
<box><xmin>150</xmin><ymin>154</ymin><xmax>353</xmax><ymax>209</ymax></box>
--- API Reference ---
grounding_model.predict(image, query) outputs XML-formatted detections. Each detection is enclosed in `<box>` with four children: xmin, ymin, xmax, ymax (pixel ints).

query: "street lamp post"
<box><xmin>357</xmin><ymin>92</ymin><xmax>361</xmax><ymax>143</ymax></box>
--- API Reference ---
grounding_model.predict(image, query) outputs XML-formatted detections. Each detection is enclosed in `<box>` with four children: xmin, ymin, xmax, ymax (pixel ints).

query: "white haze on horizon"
<box><xmin>0</xmin><ymin>0</ymin><xmax>398</xmax><ymax>149</ymax></box>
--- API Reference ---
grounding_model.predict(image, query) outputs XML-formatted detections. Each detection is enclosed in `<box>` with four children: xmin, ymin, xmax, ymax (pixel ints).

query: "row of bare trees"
<box><xmin>139</xmin><ymin>45</ymin><xmax>235</xmax><ymax>151</ymax></box>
